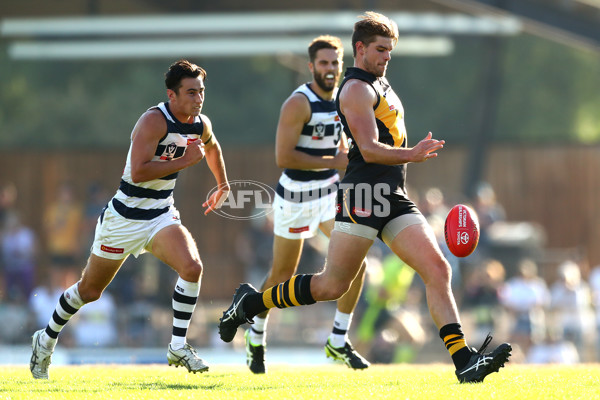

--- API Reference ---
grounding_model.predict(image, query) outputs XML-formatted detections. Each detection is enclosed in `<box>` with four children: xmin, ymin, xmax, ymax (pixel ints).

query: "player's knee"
<box><xmin>426</xmin><ymin>259</ymin><xmax>452</xmax><ymax>286</ymax></box>
<box><xmin>78</xmin><ymin>285</ymin><xmax>102</xmax><ymax>303</ymax></box>
<box><xmin>180</xmin><ymin>259</ymin><xmax>203</xmax><ymax>281</ymax></box>
<box><xmin>313</xmin><ymin>279</ymin><xmax>350</xmax><ymax>301</ymax></box>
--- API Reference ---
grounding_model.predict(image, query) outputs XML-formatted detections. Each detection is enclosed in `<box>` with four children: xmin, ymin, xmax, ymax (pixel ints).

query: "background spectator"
<box><xmin>499</xmin><ymin>258</ymin><xmax>550</xmax><ymax>360</ymax></box>
<box><xmin>43</xmin><ymin>183</ymin><xmax>84</xmax><ymax>289</ymax></box>
<box><xmin>1</xmin><ymin>212</ymin><xmax>37</xmax><ymax>301</ymax></box>
<box><xmin>549</xmin><ymin>260</ymin><xmax>595</xmax><ymax>360</ymax></box>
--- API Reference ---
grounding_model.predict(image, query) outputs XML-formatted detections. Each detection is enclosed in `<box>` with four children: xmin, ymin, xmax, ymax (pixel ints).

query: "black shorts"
<box><xmin>334</xmin><ymin>183</ymin><xmax>425</xmax><ymax>243</ymax></box>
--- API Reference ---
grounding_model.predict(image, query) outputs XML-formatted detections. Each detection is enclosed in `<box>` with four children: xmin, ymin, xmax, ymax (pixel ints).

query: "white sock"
<box><xmin>170</xmin><ymin>277</ymin><xmax>200</xmax><ymax>350</ymax></box>
<box><xmin>43</xmin><ymin>282</ymin><xmax>85</xmax><ymax>350</ymax></box>
<box><xmin>329</xmin><ymin>310</ymin><xmax>352</xmax><ymax>348</ymax></box>
<box><xmin>249</xmin><ymin>315</ymin><xmax>268</xmax><ymax>346</ymax></box>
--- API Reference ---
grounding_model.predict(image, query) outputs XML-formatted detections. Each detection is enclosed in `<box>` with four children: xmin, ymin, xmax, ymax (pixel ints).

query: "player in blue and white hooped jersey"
<box><xmin>30</xmin><ymin>60</ymin><xmax>230</xmax><ymax>379</ymax></box>
<box><xmin>244</xmin><ymin>36</ymin><xmax>370</xmax><ymax>374</ymax></box>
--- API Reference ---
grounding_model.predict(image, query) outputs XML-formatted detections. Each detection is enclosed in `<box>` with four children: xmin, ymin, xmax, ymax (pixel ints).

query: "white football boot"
<box><xmin>167</xmin><ymin>343</ymin><xmax>209</xmax><ymax>373</ymax></box>
<box><xmin>30</xmin><ymin>329</ymin><xmax>53</xmax><ymax>379</ymax></box>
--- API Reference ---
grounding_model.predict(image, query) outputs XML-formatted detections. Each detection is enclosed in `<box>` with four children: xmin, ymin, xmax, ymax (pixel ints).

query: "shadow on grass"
<box><xmin>18</xmin><ymin>381</ymin><xmax>224</xmax><ymax>392</ymax></box>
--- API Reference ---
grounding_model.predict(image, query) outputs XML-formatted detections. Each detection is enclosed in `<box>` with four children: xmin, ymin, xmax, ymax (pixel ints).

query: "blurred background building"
<box><xmin>1</xmin><ymin>0</ymin><xmax>599</xmax><ymax>365</ymax></box>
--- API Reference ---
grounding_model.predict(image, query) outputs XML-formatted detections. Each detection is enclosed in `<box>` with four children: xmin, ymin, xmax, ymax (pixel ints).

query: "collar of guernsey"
<box><xmin>337</xmin><ymin>67</ymin><xmax>406</xmax><ymax>151</ymax></box>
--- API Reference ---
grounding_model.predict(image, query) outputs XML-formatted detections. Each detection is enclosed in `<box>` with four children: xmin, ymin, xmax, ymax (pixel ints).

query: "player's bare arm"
<box><xmin>276</xmin><ymin>93</ymin><xmax>348</xmax><ymax>170</ymax></box>
<box><xmin>340</xmin><ymin>79</ymin><xmax>444</xmax><ymax>165</ymax></box>
<box><xmin>129</xmin><ymin>109</ymin><xmax>205</xmax><ymax>183</ymax></box>
<box><xmin>200</xmin><ymin>115</ymin><xmax>230</xmax><ymax>215</ymax></box>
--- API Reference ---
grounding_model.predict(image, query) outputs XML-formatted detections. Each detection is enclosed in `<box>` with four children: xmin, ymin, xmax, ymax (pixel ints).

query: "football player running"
<box><xmin>30</xmin><ymin>60</ymin><xmax>230</xmax><ymax>379</ymax></box>
<box><xmin>243</xmin><ymin>35</ymin><xmax>370</xmax><ymax>374</ymax></box>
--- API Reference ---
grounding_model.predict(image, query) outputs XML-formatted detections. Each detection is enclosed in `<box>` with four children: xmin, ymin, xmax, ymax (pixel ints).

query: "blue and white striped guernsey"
<box><xmin>283</xmin><ymin>83</ymin><xmax>344</xmax><ymax>182</ymax></box>
<box><xmin>276</xmin><ymin>83</ymin><xmax>343</xmax><ymax>203</ymax></box>
<box><xmin>108</xmin><ymin>102</ymin><xmax>204</xmax><ymax>220</ymax></box>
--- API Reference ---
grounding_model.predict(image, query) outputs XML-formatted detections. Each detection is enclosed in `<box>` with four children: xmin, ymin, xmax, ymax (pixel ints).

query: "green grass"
<box><xmin>1</xmin><ymin>364</ymin><xmax>599</xmax><ymax>400</ymax></box>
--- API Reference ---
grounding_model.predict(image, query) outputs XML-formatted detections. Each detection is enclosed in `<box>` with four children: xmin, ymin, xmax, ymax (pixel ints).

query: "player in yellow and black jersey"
<box><xmin>218</xmin><ymin>12</ymin><xmax>512</xmax><ymax>383</ymax></box>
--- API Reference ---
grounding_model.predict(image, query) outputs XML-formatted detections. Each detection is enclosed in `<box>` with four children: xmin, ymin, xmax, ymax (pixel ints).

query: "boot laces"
<box><xmin>476</xmin><ymin>333</ymin><xmax>493</xmax><ymax>354</ymax></box>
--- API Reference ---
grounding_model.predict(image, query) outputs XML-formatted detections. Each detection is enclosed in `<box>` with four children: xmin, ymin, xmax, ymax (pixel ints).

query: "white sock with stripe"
<box><xmin>249</xmin><ymin>315</ymin><xmax>268</xmax><ymax>346</ymax></box>
<box><xmin>170</xmin><ymin>277</ymin><xmax>200</xmax><ymax>350</ymax></box>
<box><xmin>328</xmin><ymin>310</ymin><xmax>352</xmax><ymax>348</ymax></box>
<box><xmin>42</xmin><ymin>282</ymin><xmax>85</xmax><ymax>350</ymax></box>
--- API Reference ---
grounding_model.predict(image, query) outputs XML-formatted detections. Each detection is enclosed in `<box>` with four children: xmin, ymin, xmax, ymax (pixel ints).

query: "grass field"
<box><xmin>2</xmin><ymin>363</ymin><xmax>599</xmax><ymax>400</ymax></box>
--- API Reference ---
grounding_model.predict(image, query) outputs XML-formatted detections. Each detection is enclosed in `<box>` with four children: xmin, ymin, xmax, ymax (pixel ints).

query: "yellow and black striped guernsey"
<box><xmin>336</xmin><ymin>67</ymin><xmax>408</xmax><ymax>194</ymax></box>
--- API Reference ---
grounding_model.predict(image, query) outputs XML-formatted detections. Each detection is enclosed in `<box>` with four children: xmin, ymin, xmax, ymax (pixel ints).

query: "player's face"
<box><xmin>168</xmin><ymin>76</ymin><xmax>205</xmax><ymax>119</ymax></box>
<box><xmin>359</xmin><ymin>36</ymin><xmax>394</xmax><ymax>77</ymax></box>
<box><xmin>310</xmin><ymin>48</ymin><xmax>343</xmax><ymax>92</ymax></box>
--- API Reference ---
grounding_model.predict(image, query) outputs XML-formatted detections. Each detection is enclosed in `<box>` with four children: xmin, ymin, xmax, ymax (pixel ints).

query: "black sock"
<box><xmin>245</xmin><ymin>274</ymin><xmax>316</xmax><ymax>319</ymax></box>
<box><xmin>440</xmin><ymin>323</ymin><xmax>472</xmax><ymax>370</ymax></box>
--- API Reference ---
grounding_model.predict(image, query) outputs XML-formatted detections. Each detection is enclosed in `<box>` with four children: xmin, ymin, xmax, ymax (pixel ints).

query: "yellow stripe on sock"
<box><xmin>443</xmin><ymin>334</ymin><xmax>461</xmax><ymax>343</ymax></box>
<box><xmin>288</xmin><ymin>276</ymin><xmax>301</xmax><ymax>306</ymax></box>
<box><xmin>277</xmin><ymin>283</ymin><xmax>290</xmax><ymax>308</ymax></box>
<box><xmin>263</xmin><ymin>288</ymin><xmax>275</xmax><ymax>309</ymax></box>
<box><xmin>445</xmin><ymin>339</ymin><xmax>463</xmax><ymax>347</ymax></box>
<box><xmin>447</xmin><ymin>340</ymin><xmax>467</xmax><ymax>356</ymax></box>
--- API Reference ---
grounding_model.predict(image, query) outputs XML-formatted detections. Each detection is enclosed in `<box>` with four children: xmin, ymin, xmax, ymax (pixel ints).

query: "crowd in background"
<box><xmin>1</xmin><ymin>180</ymin><xmax>600</xmax><ymax>364</ymax></box>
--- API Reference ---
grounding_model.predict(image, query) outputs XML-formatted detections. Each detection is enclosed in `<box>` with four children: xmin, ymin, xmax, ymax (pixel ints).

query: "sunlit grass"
<box><xmin>2</xmin><ymin>363</ymin><xmax>599</xmax><ymax>400</ymax></box>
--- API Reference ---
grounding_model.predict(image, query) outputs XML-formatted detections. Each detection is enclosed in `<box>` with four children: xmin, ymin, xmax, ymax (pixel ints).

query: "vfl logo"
<box><xmin>160</xmin><ymin>142</ymin><xmax>178</xmax><ymax>160</ymax></box>
<box><xmin>312</xmin><ymin>122</ymin><xmax>325</xmax><ymax>140</ymax></box>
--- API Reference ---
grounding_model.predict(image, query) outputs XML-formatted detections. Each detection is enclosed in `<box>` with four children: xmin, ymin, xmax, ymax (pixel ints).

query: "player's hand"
<box><xmin>333</xmin><ymin>149</ymin><xmax>349</xmax><ymax>170</ymax></box>
<box><xmin>411</xmin><ymin>132</ymin><xmax>444</xmax><ymax>163</ymax></box>
<box><xmin>184</xmin><ymin>139</ymin><xmax>205</xmax><ymax>165</ymax></box>
<box><xmin>202</xmin><ymin>184</ymin><xmax>230</xmax><ymax>215</ymax></box>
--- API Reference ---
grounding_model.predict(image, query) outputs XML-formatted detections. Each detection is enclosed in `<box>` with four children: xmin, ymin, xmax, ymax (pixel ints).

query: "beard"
<box><xmin>313</xmin><ymin>72</ymin><xmax>338</xmax><ymax>92</ymax></box>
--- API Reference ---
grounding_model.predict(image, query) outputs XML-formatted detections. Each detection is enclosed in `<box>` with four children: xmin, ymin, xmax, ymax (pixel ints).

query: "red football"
<box><xmin>444</xmin><ymin>204</ymin><xmax>480</xmax><ymax>258</ymax></box>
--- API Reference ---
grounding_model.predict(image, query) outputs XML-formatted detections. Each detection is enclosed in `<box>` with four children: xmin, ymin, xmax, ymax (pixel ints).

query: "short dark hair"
<box><xmin>351</xmin><ymin>12</ymin><xmax>399</xmax><ymax>57</ymax></box>
<box><xmin>308</xmin><ymin>35</ymin><xmax>344</xmax><ymax>63</ymax></box>
<box><xmin>164</xmin><ymin>59</ymin><xmax>206</xmax><ymax>93</ymax></box>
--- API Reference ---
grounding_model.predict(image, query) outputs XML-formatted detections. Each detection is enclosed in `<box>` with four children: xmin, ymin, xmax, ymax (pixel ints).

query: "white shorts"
<box><xmin>91</xmin><ymin>205</ymin><xmax>182</xmax><ymax>260</ymax></box>
<box><xmin>273</xmin><ymin>173</ymin><xmax>338</xmax><ymax>240</ymax></box>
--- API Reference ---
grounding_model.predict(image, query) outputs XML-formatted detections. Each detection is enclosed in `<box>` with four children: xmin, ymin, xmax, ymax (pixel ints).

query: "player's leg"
<box><xmin>30</xmin><ymin>254</ymin><xmax>125</xmax><ymax>379</ymax></box>
<box><xmin>319</xmin><ymin>219</ymin><xmax>370</xmax><ymax>369</ymax></box>
<box><xmin>219</xmin><ymin>229</ymin><xmax>373</xmax><ymax>343</ymax></box>
<box><xmin>254</xmin><ymin>235</ymin><xmax>304</xmax><ymax>334</ymax></box>
<box><xmin>385</xmin><ymin>215</ymin><xmax>510</xmax><ymax>382</ymax></box>
<box><xmin>246</xmin><ymin>235</ymin><xmax>304</xmax><ymax>373</ymax></box>
<box><xmin>150</xmin><ymin>223</ymin><xmax>208</xmax><ymax>373</ymax></box>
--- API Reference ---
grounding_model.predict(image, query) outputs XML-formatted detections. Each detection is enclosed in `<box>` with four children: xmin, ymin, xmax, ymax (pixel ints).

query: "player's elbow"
<box><xmin>275</xmin><ymin>153</ymin><xmax>291</xmax><ymax>169</ymax></box>
<box><xmin>130</xmin><ymin>172</ymin><xmax>144</xmax><ymax>184</ymax></box>
<box><xmin>360</xmin><ymin>146</ymin><xmax>378</xmax><ymax>164</ymax></box>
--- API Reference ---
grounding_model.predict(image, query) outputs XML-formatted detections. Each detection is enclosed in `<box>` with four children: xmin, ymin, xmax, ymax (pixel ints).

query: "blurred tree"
<box><xmin>0</xmin><ymin>34</ymin><xmax>598</xmax><ymax>149</ymax></box>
